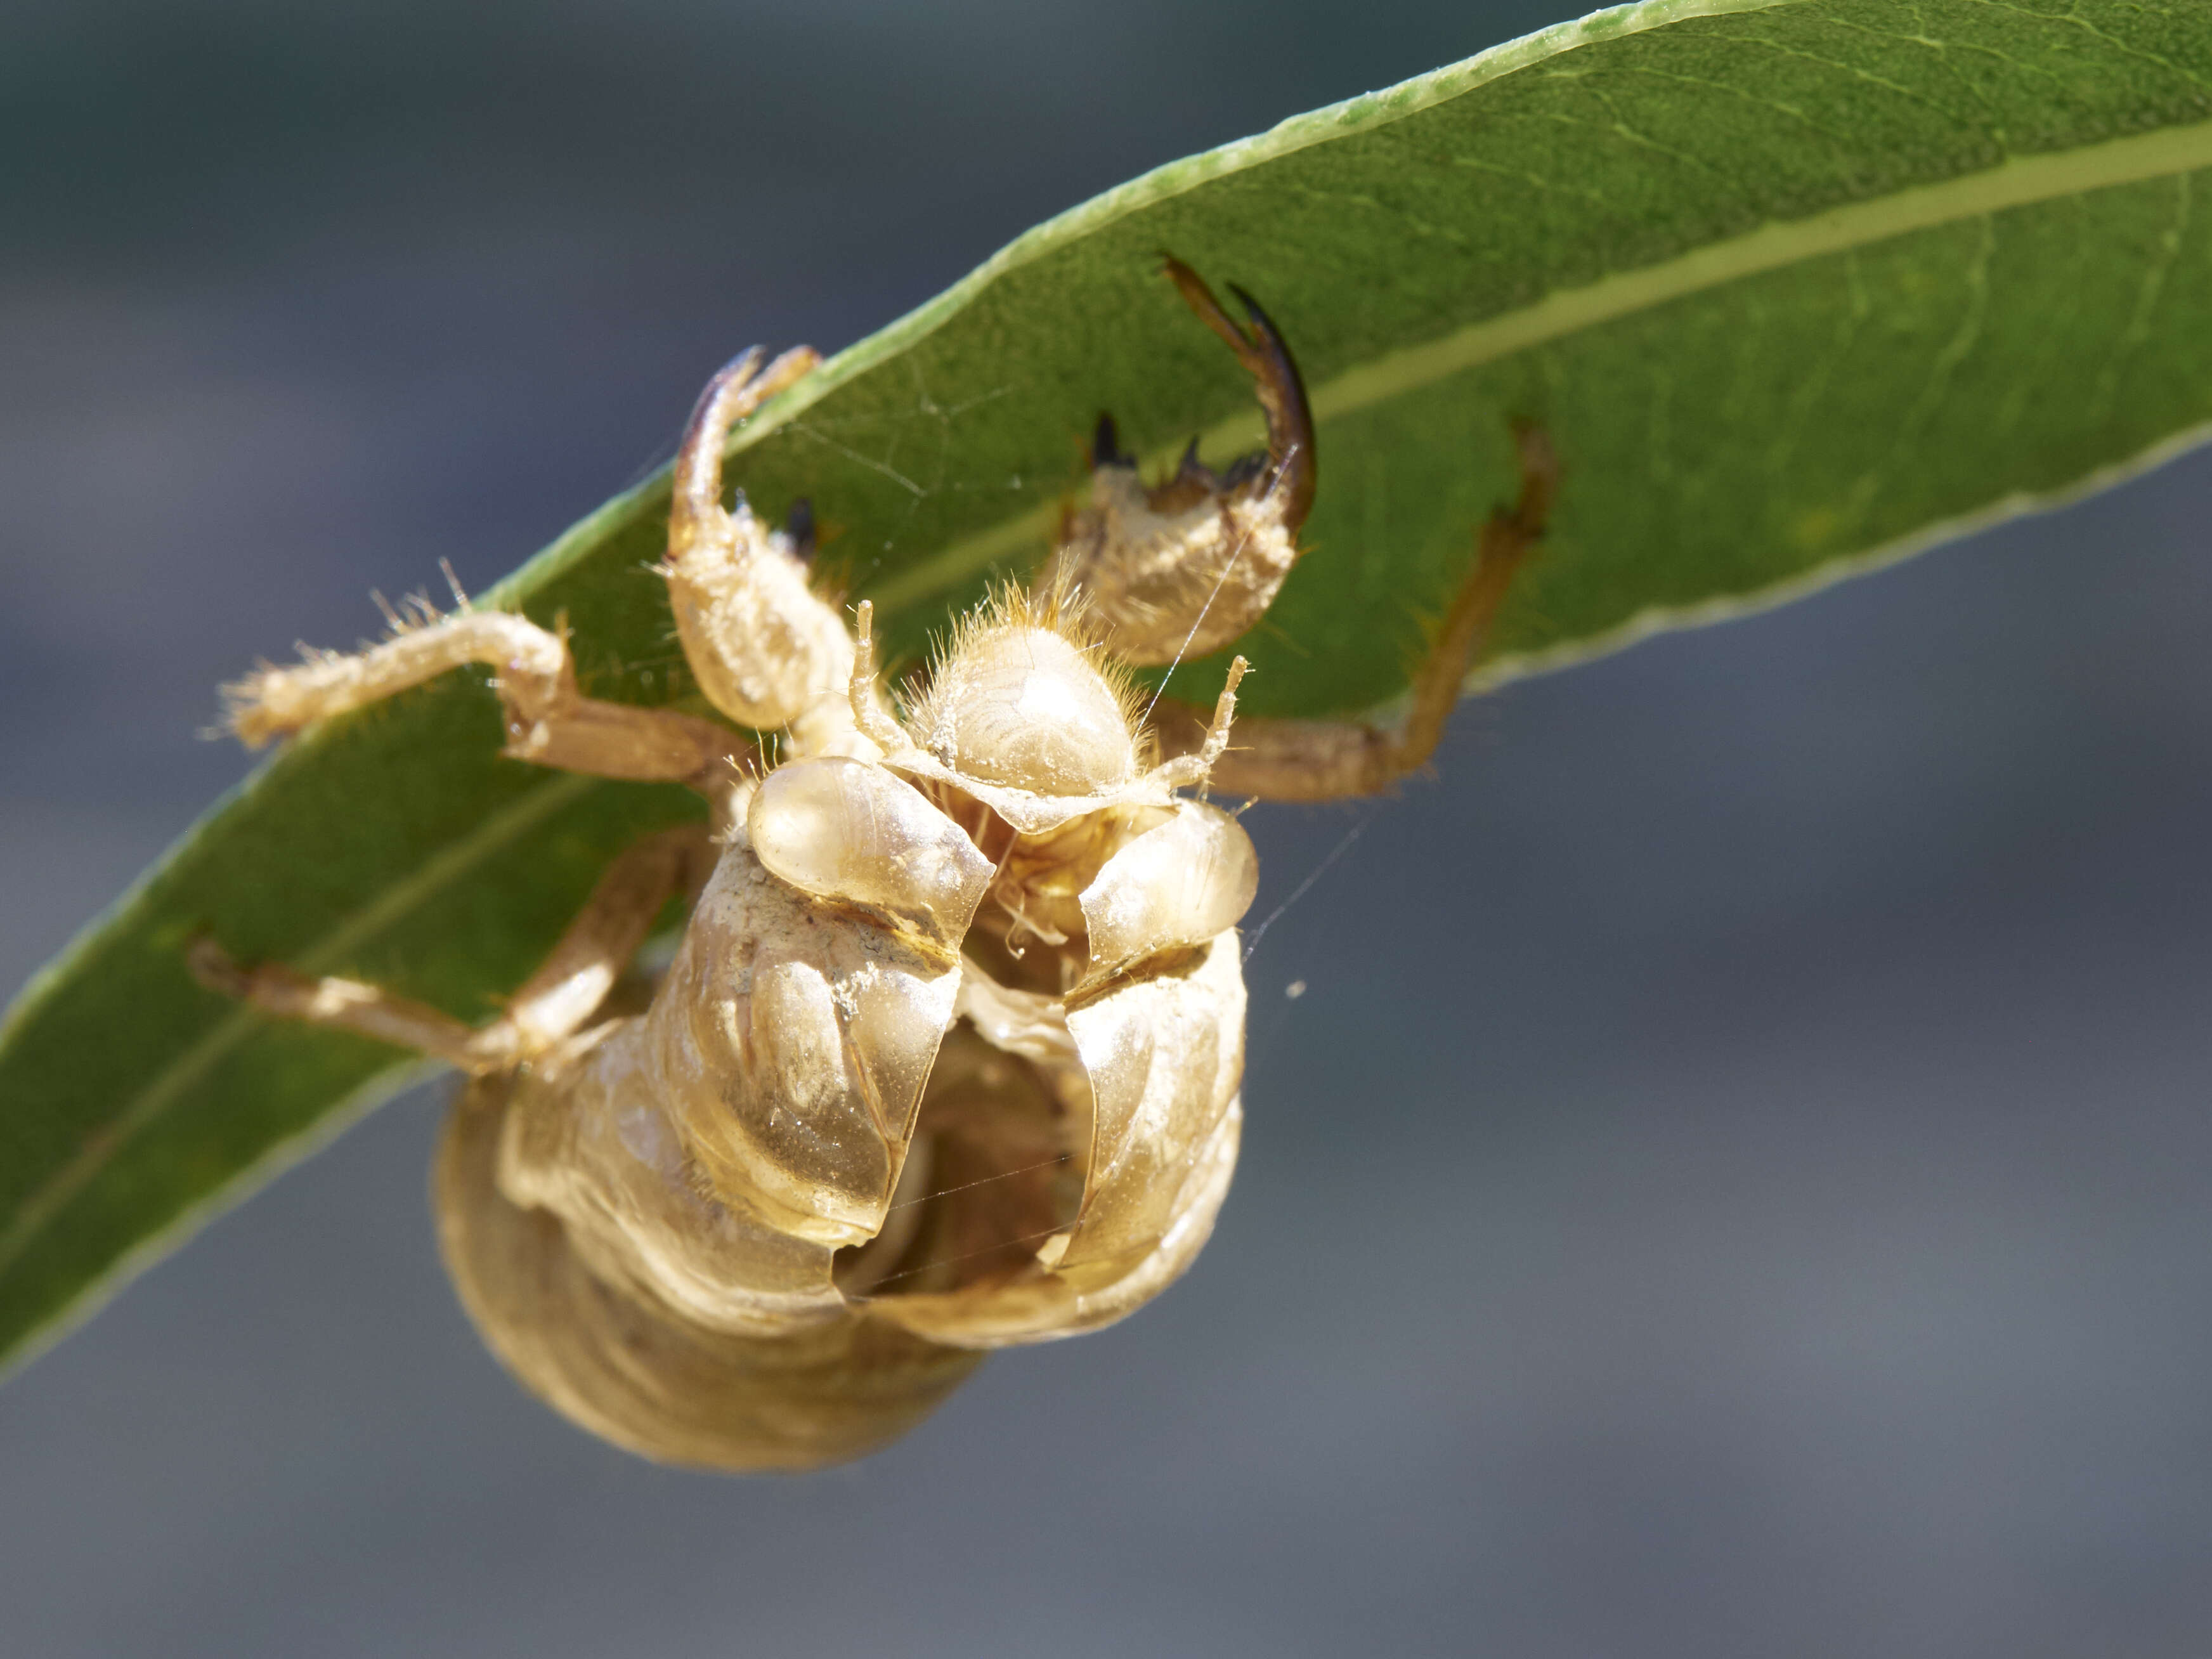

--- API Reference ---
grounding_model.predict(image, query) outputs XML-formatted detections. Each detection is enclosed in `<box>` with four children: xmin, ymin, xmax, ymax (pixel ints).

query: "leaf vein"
<box><xmin>2090</xmin><ymin>171</ymin><xmax>2193</xmax><ymax>421</ymax></box>
<box><xmin>1724</xmin><ymin>30</ymin><xmax>1998</xmax><ymax>138</ymax></box>
<box><xmin>1965</xmin><ymin>0</ymin><xmax>2212</xmax><ymax>96</ymax></box>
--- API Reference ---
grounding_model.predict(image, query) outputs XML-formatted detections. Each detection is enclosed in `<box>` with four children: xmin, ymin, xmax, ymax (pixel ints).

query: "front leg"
<box><xmin>1154</xmin><ymin>426</ymin><xmax>1557</xmax><ymax>802</ymax></box>
<box><xmin>1045</xmin><ymin>258</ymin><xmax>1316</xmax><ymax>667</ymax></box>
<box><xmin>663</xmin><ymin>346</ymin><xmax>880</xmax><ymax>760</ymax></box>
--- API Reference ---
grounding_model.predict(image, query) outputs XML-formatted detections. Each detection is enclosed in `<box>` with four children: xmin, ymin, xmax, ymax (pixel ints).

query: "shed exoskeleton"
<box><xmin>192</xmin><ymin>261</ymin><xmax>1555</xmax><ymax>1470</ymax></box>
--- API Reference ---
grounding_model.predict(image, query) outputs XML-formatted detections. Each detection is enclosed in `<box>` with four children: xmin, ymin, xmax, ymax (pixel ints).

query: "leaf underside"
<box><xmin>4</xmin><ymin>0</ymin><xmax>2209</xmax><ymax>1372</ymax></box>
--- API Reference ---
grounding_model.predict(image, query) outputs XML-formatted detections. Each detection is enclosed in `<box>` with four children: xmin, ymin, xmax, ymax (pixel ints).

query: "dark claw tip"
<box><xmin>785</xmin><ymin>497</ymin><xmax>816</xmax><ymax>558</ymax></box>
<box><xmin>1229</xmin><ymin>283</ymin><xmax>1287</xmax><ymax>347</ymax></box>
<box><xmin>1221</xmin><ymin>452</ymin><xmax>1268</xmax><ymax>491</ymax></box>
<box><xmin>1092</xmin><ymin>412</ymin><xmax>1134</xmax><ymax>470</ymax></box>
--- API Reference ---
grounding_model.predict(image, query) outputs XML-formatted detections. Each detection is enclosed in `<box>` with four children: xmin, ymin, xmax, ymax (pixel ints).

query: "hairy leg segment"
<box><xmin>219</xmin><ymin>345</ymin><xmax>829</xmax><ymax>816</ymax></box>
<box><xmin>195</xmin><ymin>344</ymin><xmax>844</xmax><ymax>1070</ymax></box>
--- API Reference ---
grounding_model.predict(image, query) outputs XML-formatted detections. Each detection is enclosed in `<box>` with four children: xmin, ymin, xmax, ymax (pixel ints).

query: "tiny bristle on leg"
<box><xmin>221</xmin><ymin>658</ymin><xmax>360</xmax><ymax>746</ymax></box>
<box><xmin>218</xmin><ymin>610</ymin><xmax>569</xmax><ymax>747</ymax></box>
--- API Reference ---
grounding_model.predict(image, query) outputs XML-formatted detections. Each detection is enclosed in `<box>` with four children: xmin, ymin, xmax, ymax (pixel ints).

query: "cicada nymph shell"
<box><xmin>434</xmin><ymin>592</ymin><xmax>1258</xmax><ymax>1470</ymax></box>
<box><xmin>203</xmin><ymin>261</ymin><xmax>1533</xmax><ymax>1471</ymax></box>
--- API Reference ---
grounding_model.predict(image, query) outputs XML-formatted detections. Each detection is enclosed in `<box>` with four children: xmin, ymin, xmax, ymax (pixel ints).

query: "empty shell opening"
<box><xmin>833</xmin><ymin>1026</ymin><xmax>1088</xmax><ymax>1301</ymax></box>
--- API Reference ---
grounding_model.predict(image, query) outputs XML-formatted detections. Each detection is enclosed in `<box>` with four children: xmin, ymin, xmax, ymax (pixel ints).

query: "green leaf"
<box><xmin>5</xmin><ymin>0</ymin><xmax>2210</xmax><ymax>1373</ymax></box>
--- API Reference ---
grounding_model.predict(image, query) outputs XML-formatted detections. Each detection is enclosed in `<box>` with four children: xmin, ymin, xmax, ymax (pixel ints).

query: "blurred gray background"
<box><xmin>5</xmin><ymin>2</ymin><xmax>2211</xmax><ymax>1655</ymax></box>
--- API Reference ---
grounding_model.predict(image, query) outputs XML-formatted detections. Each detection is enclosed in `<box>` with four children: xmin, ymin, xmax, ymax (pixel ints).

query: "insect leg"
<box><xmin>487</xmin><ymin>823</ymin><xmax>714</xmax><ymax>1055</ymax></box>
<box><xmin>189</xmin><ymin>825</ymin><xmax>713</xmax><ymax>1071</ymax></box>
<box><xmin>1157</xmin><ymin>256</ymin><xmax>1315</xmax><ymax>531</ymax></box>
<box><xmin>661</xmin><ymin>346</ymin><xmax>874</xmax><ymax>759</ymax></box>
<box><xmin>1151</xmin><ymin>425</ymin><xmax>1556</xmax><ymax>802</ymax></box>
<box><xmin>185</xmin><ymin>940</ymin><xmax>495</xmax><ymax>1070</ymax></box>
<box><xmin>223</xmin><ymin>346</ymin><xmax>829</xmax><ymax>792</ymax></box>
<box><xmin>224</xmin><ymin>606</ymin><xmax>752</xmax><ymax>807</ymax></box>
<box><xmin>1043</xmin><ymin>261</ymin><xmax>1315</xmax><ymax>667</ymax></box>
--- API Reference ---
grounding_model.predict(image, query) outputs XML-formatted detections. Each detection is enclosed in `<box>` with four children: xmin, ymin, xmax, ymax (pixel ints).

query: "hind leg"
<box><xmin>189</xmin><ymin>824</ymin><xmax>713</xmax><ymax>1072</ymax></box>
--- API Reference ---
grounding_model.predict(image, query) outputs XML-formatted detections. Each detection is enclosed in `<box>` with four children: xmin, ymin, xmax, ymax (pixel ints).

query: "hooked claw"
<box><xmin>1091</xmin><ymin>413</ymin><xmax>1135</xmax><ymax>471</ymax></box>
<box><xmin>1159</xmin><ymin>255</ymin><xmax>1316</xmax><ymax>534</ymax></box>
<box><xmin>784</xmin><ymin>497</ymin><xmax>817</xmax><ymax>561</ymax></box>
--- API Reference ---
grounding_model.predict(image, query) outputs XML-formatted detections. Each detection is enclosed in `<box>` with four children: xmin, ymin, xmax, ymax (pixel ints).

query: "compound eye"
<box><xmin>750</xmin><ymin>757</ymin><xmax>993</xmax><ymax>944</ymax></box>
<box><xmin>925</xmin><ymin>626</ymin><xmax>1136</xmax><ymax>796</ymax></box>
